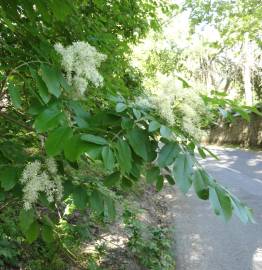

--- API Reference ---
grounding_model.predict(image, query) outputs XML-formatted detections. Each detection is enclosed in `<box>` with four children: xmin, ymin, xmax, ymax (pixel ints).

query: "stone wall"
<box><xmin>204</xmin><ymin>113</ymin><xmax>262</xmax><ymax>148</ymax></box>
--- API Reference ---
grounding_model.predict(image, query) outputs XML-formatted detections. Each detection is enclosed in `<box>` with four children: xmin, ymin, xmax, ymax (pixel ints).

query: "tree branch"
<box><xmin>0</xmin><ymin>112</ymin><xmax>33</xmax><ymax>131</ymax></box>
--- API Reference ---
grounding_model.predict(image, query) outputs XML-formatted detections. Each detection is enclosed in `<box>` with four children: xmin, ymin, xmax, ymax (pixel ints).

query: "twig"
<box><xmin>0</xmin><ymin>111</ymin><xmax>33</xmax><ymax>131</ymax></box>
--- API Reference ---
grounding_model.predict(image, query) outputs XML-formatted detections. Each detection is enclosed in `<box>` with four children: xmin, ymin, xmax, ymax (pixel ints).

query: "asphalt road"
<box><xmin>167</xmin><ymin>146</ymin><xmax>262</xmax><ymax>270</ymax></box>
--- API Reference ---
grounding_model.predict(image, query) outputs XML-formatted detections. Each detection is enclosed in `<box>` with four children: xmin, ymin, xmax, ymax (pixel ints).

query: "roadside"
<box><xmin>170</xmin><ymin>146</ymin><xmax>262</xmax><ymax>270</ymax></box>
<box><xmin>83</xmin><ymin>185</ymin><xmax>176</xmax><ymax>270</ymax></box>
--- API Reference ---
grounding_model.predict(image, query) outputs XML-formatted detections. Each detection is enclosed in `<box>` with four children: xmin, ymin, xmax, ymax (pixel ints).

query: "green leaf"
<box><xmin>34</xmin><ymin>105</ymin><xmax>64</xmax><ymax>132</ymax></box>
<box><xmin>230</xmin><ymin>197</ymin><xmax>254</xmax><ymax>224</ymax></box>
<box><xmin>25</xmin><ymin>221</ymin><xmax>40</xmax><ymax>243</ymax></box>
<box><xmin>234</xmin><ymin>107</ymin><xmax>250</xmax><ymax>121</ymax></box>
<box><xmin>172</xmin><ymin>153</ymin><xmax>193</xmax><ymax>193</ymax></box>
<box><xmin>133</xmin><ymin>108</ymin><xmax>141</xmax><ymax>119</ymax></box>
<box><xmin>8</xmin><ymin>83</ymin><xmax>22</xmax><ymax>108</ymax></box>
<box><xmin>0</xmin><ymin>167</ymin><xmax>18</xmax><ymax>191</ymax></box>
<box><xmin>160</xmin><ymin>125</ymin><xmax>172</xmax><ymax>139</ymax></box>
<box><xmin>209</xmin><ymin>187</ymin><xmax>232</xmax><ymax>221</ymax></box>
<box><xmin>40</xmin><ymin>64</ymin><xmax>62</xmax><ymax>97</ymax></box>
<box><xmin>41</xmin><ymin>225</ymin><xmax>54</xmax><ymax>243</ymax></box>
<box><xmin>36</xmin><ymin>77</ymin><xmax>51</xmax><ymax>104</ymax></box>
<box><xmin>89</xmin><ymin>190</ymin><xmax>104</xmax><ymax>214</ymax></box>
<box><xmin>64</xmin><ymin>135</ymin><xmax>90</xmax><ymax>161</ymax></box>
<box><xmin>73</xmin><ymin>187</ymin><xmax>88</xmax><ymax>210</ymax></box>
<box><xmin>148</xmin><ymin>120</ymin><xmax>161</xmax><ymax>132</ymax></box>
<box><xmin>104</xmin><ymin>196</ymin><xmax>116</xmax><ymax>220</ymax></box>
<box><xmin>121</xmin><ymin>177</ymin><xmax>133</xmax><ymax>189</ymax></box>
<box><xmin>116</xmin><ymin>139</ymin><xmax>132</xmax><ymax>173</ymax></box>
<box><xmin>130</xmin><ymin>163</ymin><xmax>141</xmax><ymax>179</ymax></box>
<box><xmin>165</xmin><ymin>175</ymin><xmax>175</xmax><ymax>185</ymax></box>
<box><xmin>116</xmin><ymin>103</ymin><xmax>127</xmax><ymax>112</ymax></box>
<box><xmin>121</xmin><ymin>118</ymin><xmax>133</xmax><ymax>130</ymax></box>
<box><xmin>193</xmin><ymin>169</ymin><xmax>209</xmax><ymax>200</ymax></box>
<box><xmin>157</xmin><ymin>143</ymin><xmax>180</xmax><ymax>167</ymax></box>
<box><xmin>81</xmin><ymin>134</ymin><xmax>108</xmax><ymax>145</ymax></box>
<box><xmin>203</xmin><ymin>147</ymin><xmax>219</xmax><ymax>160</ymax></box>
<box><xmin>19</xmin><ymin>209</ymin><xmax>35</xmax><ymax>233</ymax></box>
<box><xmin>30</xmin><ymin>67</ymin><xmax>51</xmax><ymax>104</ymax></box>
<box><xmin>51</xmin><ymin>0</ymin><xmax>71</xmax><ymax>21</ymax></box>
<box><xmin>156</xmin><ymin>175</ymin><xmax>164</xmax><ymax>191</ymax></box>
<box><xmin>127</xmin><ymin>127</ymin><xmax>154</xmax><ymax>161</ymax></box>
<box><xmin>104</xmin><ymin>172</ymin><xmax>121</xmax><ymax>187</ymax></box>
<box><xmin>102</xmin><ymin>146</ymin><xmax>115</xmax><ymax>171</ymax></box>
<box><xmin>146</xmin><ymin>166</ymin><xmax>160</xmax><ymax>183</ymax></box>
<box><xmin>85</xmin><ymin>144</ymin><xmax>102</xmax><ymax>160</ymax></box>
<box><xmin>45</xmin><ymin>126</ymin><xmax>73</xmax><ymax>156</ymax></box>
<box><xmin>197</xmin><ymin>147</ymin><xmax>206</xmax><ymax>159</ymax></box>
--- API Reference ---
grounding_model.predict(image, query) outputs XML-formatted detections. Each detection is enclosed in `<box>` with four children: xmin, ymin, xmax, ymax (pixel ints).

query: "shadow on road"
<box><xmin>165</xmin><ymin>146</ymin><xmax>262</xmax><ymax>270</ymax></box>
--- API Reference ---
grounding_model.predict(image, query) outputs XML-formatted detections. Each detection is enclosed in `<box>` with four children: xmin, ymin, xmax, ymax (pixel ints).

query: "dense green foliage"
<box><xmin>0</xmin><ymin>0</ymin><xmax>256</xmax><ymax>269</ymax></box>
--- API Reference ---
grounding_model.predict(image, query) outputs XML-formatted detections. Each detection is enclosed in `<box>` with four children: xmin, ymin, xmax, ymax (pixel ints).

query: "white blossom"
<box><xmin>135</xmin><ymin>73</ymin><xmax>208</xmax><ymax>139</ymax></box>
<box><xmin>54</xmin><ymin>41</ymin><xmax>106</xmax><ymax>96</ymax></box>
<box><xmin>20</xmin><ymin>159</ymin><xmax>63</xmax><ymax>210</ymax></box>
<box><xmin>46</xmin><ymin>157</ymin><xmax>58</xmax><ymax>174</ymax></box>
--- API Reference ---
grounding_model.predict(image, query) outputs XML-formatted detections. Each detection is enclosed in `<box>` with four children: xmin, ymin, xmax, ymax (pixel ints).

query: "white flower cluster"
<box><xmin>20</xmin><ymin>158</ymin><xmax>63</xmax><ymax>210</ymax></box>
<box><xmin>135</xmin><ymin>73</ymin><xmax>208</xmax><ymax>140</ymax></box>
<box><xmin>54</xmin><ymin>41</ymin><xmax>106</xmax><ymax>95</ymax></box>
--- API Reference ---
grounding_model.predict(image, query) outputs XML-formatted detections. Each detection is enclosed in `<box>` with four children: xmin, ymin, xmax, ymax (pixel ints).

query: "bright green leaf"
<box><xmin>209</xmin><ymin>186</ymin><xmax>232</xmax><ymax>221</ymax></box>
<box><xmin>30</xmin><ymin>67</ymin><xmax>51</xmax><ymax>104</ymax></box>
<box><xmin>34</xmin><ymin>105</ymin><xmax>65</xmax><ymax>132</ymax></box>
<box><xmin>157</xmin><ymin>143</ymin><xmax>180</xmax><ymax>167</ymax></box>
<box><xmin>64</xmin><ymin>135</ymin><xmax>90</xmax><ymax>161</ymax></box>
<box><xmin>51</xmin><ymin>0</ymin><xmax>71</xmax><ymax>21</ymax></box>
<box><xmin>45</xmin><ymin>126</ymin><xmax>73</xmax><ymax>156</ymax></box>
<box><xmin>81</xmin><ymin>134</ymin><xmax>108</xmax><ymax>145</ymax></box>
<box><xmin>172</xmin><ymin>153</ymin><xmax>193</xmax><ymax>193</ymax></box>
<box><xmin>193</xmin><ymin>169</ymin><xmax>209</xmax><ymax>200</ymax></box>
<box><xmin>127</xmin><ymin>127</ymin><xmax>154</xmax><ymax>161</ymax></box>
<box><xmin>116</xmin><ymin>139</ymin><xmax>132</xmax><ymax>173</ymax></box>
<box><xmin>0</xmin><ymin>167</ymin><xmax>17</xmax><ymax>191</ymax></box>
<box><xmin>102</xmin><ymin>146</ymin><xmax>115</xmax><ymax>171</ymax></box>
<box><xmin>40</xmin><ymin>64</ymin><xmax>62</xmax><ymax>97</ymax></box>
<box><xmin>8</xmin><ymin>83</ymin><xmax>22</xmax><ymax>109</ymax></box>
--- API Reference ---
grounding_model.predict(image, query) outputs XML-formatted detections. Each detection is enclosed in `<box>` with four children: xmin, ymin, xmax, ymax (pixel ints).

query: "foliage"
<box><xmin>183</xmin><ymin>0</ymin><xmax>262</xmax><ymax>103</ymax></box>
<box><xmin>203</xmin><ymin>91</ymin><xmax>262</xmax><ymax>124</ymax></box>
<box><xmin>183</xmin><ymin>0</ymin><xmax>262</xmax><ymax>45</ymax></box>
<box><xmin>123</xmin><ymin>208</ymin><xmax>175</xmax><ymax>270</ymax></box>
<box><xmin>135</xmin><ymin>74</ymin><xmax>209</xmax><ymax>140</ymax></box>
<box><xmin>0</xmin><ymin>0</ymin><xmax>255</xmax><ymax>268</ymax></box>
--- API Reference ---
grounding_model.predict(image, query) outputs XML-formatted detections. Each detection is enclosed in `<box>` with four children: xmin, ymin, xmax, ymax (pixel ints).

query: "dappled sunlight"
<box><xmin>247</xmin><ymin>159</ymin><xmax>262</xmax><ymax>167</ymax></box>
<box><xmin>84</xmin><ymin>233</ymin><xmax>127</xmax><ymax>253</ymax></box>
<box><xmin>253</xmin><ymin>248</ymin><xmax>262</xmax><ymax>270</ymax></box>
<box><xmin>188</xmin><ymin>233</ymin><xmax>213</xmax><ymax>263</ymax></box>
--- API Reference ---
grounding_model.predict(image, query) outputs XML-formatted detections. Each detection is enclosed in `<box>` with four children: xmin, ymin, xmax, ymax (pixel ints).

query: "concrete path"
<box><xmin>167</xmin><ymin>146</ymin><xmax>262</xmax><ymax>270</ymax></box>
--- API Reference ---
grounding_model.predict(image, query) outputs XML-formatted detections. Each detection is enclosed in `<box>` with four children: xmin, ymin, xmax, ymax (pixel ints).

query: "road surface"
<box><xmin>165</xmin><ymin>146</ymin><xmax>262</xmax><ymax>270</ymax></box>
